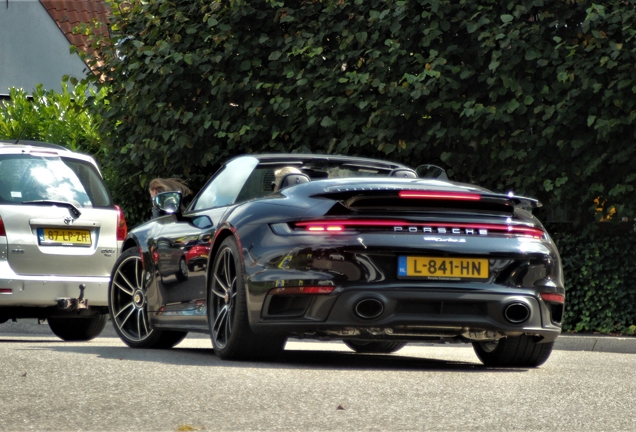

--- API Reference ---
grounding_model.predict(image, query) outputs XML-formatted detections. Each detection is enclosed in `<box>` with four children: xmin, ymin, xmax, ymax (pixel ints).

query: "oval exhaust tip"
<box><xmin>354</xmin><ymin>298</ymin><xmax>384</xmax><ymax>320</ymax></box>
<box><xmin>504</xmin><ymin>302</ymin><xmax>531</xmax><ymax>324</ymax></box>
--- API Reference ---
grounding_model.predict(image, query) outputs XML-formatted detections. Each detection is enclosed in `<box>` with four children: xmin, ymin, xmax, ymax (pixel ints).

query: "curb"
<box><xmin>555</xmin><ymin>334</ymin><xmax>636</xmax><ymax>354</ymax></box>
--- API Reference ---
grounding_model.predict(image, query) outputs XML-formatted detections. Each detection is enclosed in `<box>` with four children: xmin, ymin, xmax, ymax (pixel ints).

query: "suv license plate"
<box><xmin>398</xmin><ymin>256</ymin><xmax>488</xmax><ymax>280</ymax></box>
<box><xmin>37</xmin><ymin>228</ymin><xmax>92</xmax><ymax>246</ymax></box>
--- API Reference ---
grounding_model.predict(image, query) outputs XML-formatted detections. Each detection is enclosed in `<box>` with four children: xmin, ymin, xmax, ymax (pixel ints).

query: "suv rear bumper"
<box><xmin>0</xmin><ymin>274</ymin><xmax>110</xmax><ymax>307</ymax></box>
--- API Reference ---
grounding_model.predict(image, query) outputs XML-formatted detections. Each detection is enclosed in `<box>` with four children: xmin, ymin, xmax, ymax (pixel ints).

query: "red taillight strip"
<box><xmin>297</xmin><ymin>219</ymin><xmax>405</xmax><ymax>228</ymax></box>
<box><xmin>115</xmin><ymin>205</ymin><xmax>128</xmax><ymax>241</ymax></box>
<box><xmin>268</xmin><ymin>286</ymin><xmax>335</xmax><ymax>295</ymax></box>
<box><xmin>541</xmin><ymin>293</ymin><xmax>565</xmax><ymax>304</ymax></box>
<box><xmin>295</xmin><ymin>220</ymin><xmax>545</xmax><ymax>238</ymax></box>
<box><xmin>0</xmin><ymin>288</ymin><xmax>12</xmax><ymax>294</ymax></box>
<box><xmin>399</xmin><ymin>190</ymin><xmax>482</xmax><ymax>200</ymax></box>
<box><xmin>0</xmin><ymin>215</ymin><xmax>5</xmax><ymax>236</ymax></box>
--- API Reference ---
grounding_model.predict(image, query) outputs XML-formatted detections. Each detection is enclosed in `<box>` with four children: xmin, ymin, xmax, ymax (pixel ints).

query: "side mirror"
<box><xmin>153</xmin><ymin>191</ymin><xmax>182</xmax><ymax>214</ymax></box>
<box><xmin>415</xmin><ymin>164</ymin><xmax>449</xmax><ymax>181</ymax></box>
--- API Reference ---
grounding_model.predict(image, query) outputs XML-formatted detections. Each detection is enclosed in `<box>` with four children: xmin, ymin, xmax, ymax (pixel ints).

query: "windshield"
<box><xmin>0</xmin><ymin>154</ymin><xmax>113</xmax><ymax>208</ymax></box>
<box><xmin>192</xmin><ymin>156</ymin><xmax>259</xmax><ymax>210</ymax></box>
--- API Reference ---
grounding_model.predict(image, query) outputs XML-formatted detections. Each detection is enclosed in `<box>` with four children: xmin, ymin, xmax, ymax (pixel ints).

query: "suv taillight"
<box><xmin>0</xmin><ymin>215</ymin><xmax>5</xmax><ymax>236</ymax></box>
<box><xmin>115</xmin><ymin>205</ymin><xmax>127</xmax><ymax>241</ymax></box>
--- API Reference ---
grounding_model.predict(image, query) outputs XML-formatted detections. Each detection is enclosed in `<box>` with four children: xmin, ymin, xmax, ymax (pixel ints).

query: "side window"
<box><xmin>64</xmin><ymin>159</ymin><xmax>112</xmax><ymax>207</ymax></box>
<box><xmin>192</xmin><ymin>156</ymin><xmax>259</xmax><ymax>211</ymax></box>
<box><xmin>0</xmin><ymin>157</ymin><xmax>28</xmax><ymax>203</ymax></box>
<box><xmin>235</xmin><ymin>167</ymin><xmax>277</xmax><ymax>203</ymax></box>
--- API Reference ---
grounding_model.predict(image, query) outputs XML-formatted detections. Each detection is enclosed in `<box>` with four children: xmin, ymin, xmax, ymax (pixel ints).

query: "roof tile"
<box><xmin>40</xmin><ymin>0</ymin><xmax>110</xmax><ymax>56</ymax></box>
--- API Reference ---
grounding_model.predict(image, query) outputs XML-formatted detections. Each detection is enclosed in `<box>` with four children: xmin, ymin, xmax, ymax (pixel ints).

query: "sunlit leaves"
<box><xmin>0</xmin><ymin>83</ymin><xmax>105</xmax><ymax>158</ymax></box>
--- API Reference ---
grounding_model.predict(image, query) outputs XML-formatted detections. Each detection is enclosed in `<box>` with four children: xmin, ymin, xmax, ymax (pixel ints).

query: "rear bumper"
<box><xmin>0</xmin><ymin>274</ymin><xmax>110</xmax><ymax>307</ymax></box>
<box><xmin>243</xmin><ymin>226</ymin><xmax>563</xmax><ymax>343</ymax></box>
<box><xmin>0</xmin><ymin>238</ymin><xmax>120</xmax><ymax>308</ymax></box>
<box><xmin>253</xmin><ymin>288</ymin><xmax>563</xmax><ymax>343</ymax></box>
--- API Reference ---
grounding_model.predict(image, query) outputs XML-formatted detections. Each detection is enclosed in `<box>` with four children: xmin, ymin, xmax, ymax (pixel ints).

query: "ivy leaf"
<box><xmin>525</xmin><ymin>49</ymin><xmax>541</xmax><ymax>61</ymax></box>
<box><xmin>500</xmin><ymin>14</ymin><xmax>514</xmax><ymax>23</ymax></box>
<box><xmin>544</xmin><ymin>179</ymin><xmax>554</xmax><ymax>192</ymax></box>
<box><xmin>320</xmin><ymin>116</ymin><xmax>336</xmax><ymax>127</ymax></box>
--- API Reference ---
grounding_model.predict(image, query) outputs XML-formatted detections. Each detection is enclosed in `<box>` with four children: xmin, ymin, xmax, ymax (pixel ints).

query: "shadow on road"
<box><xmin>7</xmin><ymin>338</ymin><xmax>526</xmax><ymax>373</ymax></box>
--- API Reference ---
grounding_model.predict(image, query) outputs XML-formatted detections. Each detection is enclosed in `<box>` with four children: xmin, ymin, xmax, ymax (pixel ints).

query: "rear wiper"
<box><xmin>22</xmin><ymin>200</ymin><xmax>82</xmax><ymax>218</ymax></box>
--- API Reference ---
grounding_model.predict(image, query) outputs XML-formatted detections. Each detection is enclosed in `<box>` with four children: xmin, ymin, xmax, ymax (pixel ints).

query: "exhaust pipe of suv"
<box><xmin>504</xmin><ymin>302</ymin><xmax>531</xmax><ymax>324</ymax></box>
<box><xmin>354</xmin><ymin>298</ymin><xmax>384</xmax><ymax>319</ymax></box>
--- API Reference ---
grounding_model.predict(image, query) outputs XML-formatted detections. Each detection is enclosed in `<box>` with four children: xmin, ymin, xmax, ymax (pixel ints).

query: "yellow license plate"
<box><xmin>398</xmin><ymin>256</ymin><xmax>489</xmax><ymax>279</ymax></box>
<box><xmin>38</xmin><ymin>228</ymin><xmax>92</xmax><ymax>246</ymax></box>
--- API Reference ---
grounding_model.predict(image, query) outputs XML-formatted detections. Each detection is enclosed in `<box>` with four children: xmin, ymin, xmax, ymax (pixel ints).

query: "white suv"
<box><xmin>0</xmin><ymin>140</ymin><xmax>126</xmax><ymax>340</ymax></box>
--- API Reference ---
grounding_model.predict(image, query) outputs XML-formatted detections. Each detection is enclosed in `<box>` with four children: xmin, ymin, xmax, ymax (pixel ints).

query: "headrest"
<box><xmin>389</xmin><ymin>168</ymin><xmax>418</xmax><ymax>178</ymax></box>
<box><xmin>279</xmin><ymin>173</ymin><xmax>310</xmax><ymax>190</ymax></box>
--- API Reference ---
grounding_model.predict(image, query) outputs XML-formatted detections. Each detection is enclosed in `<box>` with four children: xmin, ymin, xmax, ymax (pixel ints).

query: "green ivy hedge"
<box><xmin>551</xmin><ymin>227</ymin><xmax>636</xmax><ymax>335</ymax></box>
<box><xmin>81</xmin><ymin>0</ymin><xmax>636</xmax><ymax>227</ymax></box>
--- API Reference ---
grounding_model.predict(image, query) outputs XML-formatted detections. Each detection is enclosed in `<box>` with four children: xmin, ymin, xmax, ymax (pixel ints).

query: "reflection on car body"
<box><xmin>185</xmin><ymin>243</ymin><xmax>210</xmax><ymax>272</ymax></box>
<box><xmin>156</xmin><ymin>238</ymin><xmax>188</xmax><ymax>282</ymax></box>
<box><xmin>109</xmin><ymin>154</ymin><xmax>564</xmax><ymax>367</ymax></box>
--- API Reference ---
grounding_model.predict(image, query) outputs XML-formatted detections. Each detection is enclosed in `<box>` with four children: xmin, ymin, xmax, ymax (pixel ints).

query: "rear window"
<box><xmin>0</xmin><ymin>154</ymin><xmax>112</xmax><ymax>208</ymax></box>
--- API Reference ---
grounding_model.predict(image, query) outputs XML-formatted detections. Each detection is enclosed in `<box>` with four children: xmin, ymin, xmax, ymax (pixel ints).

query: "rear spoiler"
<box><xmin>313</xmin><ymin>187</ymin><xmax>542</xmax><ymax>210</ymax></box>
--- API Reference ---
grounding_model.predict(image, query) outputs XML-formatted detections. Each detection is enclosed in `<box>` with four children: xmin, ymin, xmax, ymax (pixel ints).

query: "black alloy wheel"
<box><xmin>109</xmin><ymin>248</ymin><xmax>187</xmax><ymax>349</ymax></box>
<box><xmin>209</xmin><ymin>243</ymin><xmax>236</xmax><ymax>351</ymax></box>
<box><xmin>209</xmin><ymin>237</ymin><xmax>286</xmax><ymax>360</ymax></box>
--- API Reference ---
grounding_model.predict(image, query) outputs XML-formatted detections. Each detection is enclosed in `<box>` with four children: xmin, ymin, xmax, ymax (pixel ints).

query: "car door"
<box><xmin>149</xmin><ymin>156</ymin><xmax>260</xmax><ymax>330</ymax></box>
<box><xmin>149</xmin><ymin>210</ymin><xmax>224</xmax><ymax>329</ymax></box>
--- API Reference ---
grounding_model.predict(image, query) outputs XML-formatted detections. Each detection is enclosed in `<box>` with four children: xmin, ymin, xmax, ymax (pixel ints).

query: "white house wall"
<box><xmin>0</xmin><ymin>0</ymin><xmax>88</xmax><ymax>96</ymax></box>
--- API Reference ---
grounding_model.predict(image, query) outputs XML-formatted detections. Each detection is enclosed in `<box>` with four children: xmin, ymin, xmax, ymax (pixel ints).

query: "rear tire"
<box><xmin>209</xmin><ymin>237</ymin><xmax>286</xmax><ymax>361</ymax></box>
<box><xmin>472</xmin><ymin>335</ymin><xmax>554</xmax><ymax>367</ymax></box>
<box><xmin>344</xmin><ymin>340</ymin><xmax>407</xmax><ymax>354</ymax></box>
<box><xmin>48</xmin><ymin>314</ymin><xmax>107</xmax><ymax>341</ymax></box>
<box><xmin>176</xmin><ymin>257</ymin><xmax>188</xmax><ymax>282</ymax></box>
<box><xmin>109</xmin><ymin>248</ymin><xmax>187</xmax><ymax>349</ymax></box>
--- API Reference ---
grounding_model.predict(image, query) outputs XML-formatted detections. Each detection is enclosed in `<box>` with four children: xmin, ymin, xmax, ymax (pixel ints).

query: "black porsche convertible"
<box><xmin>109</xmin><ymin>154</ymin><xmax>564</xmax><ymax>367</ymax></box>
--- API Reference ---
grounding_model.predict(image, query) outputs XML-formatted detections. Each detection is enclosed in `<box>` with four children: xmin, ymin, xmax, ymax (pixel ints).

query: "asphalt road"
<box><xmin>1</xmin><ymin>320</ymin><xmax>635</xmax><ymax>431</ymax></box>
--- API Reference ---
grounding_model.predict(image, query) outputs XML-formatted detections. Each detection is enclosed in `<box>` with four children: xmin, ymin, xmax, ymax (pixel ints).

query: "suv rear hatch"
<box><xmin>0</xmin><ymin>150</ymin><xmax>121</xmax><ymax>277</ymax></box>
